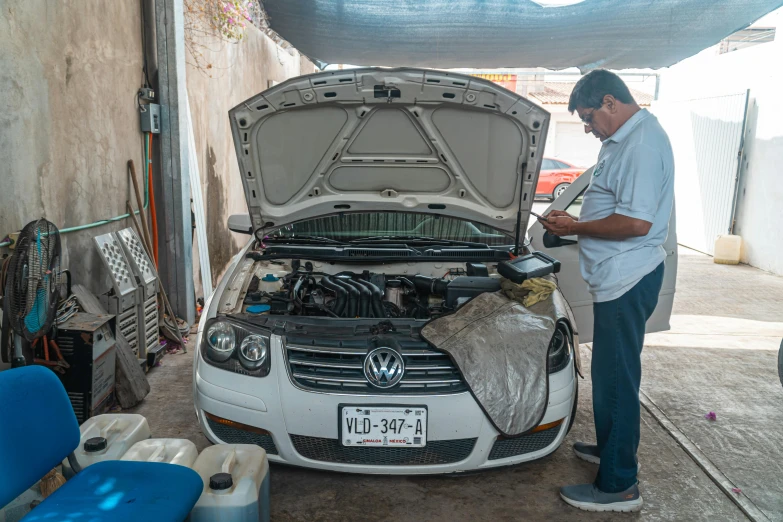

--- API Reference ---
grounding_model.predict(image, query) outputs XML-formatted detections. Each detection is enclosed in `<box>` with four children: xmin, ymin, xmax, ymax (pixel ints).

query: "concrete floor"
<box><xmin>132</xmin><ymin>247</ymin><xmax>783</xmax><ymax>521</ymax></box>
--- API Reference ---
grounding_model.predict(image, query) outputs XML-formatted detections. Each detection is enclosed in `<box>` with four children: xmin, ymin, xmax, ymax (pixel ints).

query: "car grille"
<box><xmin>285</xmin><ymin>337</ymin><xmax>468</xmax><ymax>395</ymax></box>
<box><xmin>206</xmin><ymin>416</ymin><xmax>279</xmax><ymax>455</ymax></box>
<box><xmin>487</xmin><ymin>424</ymin><xmax>562</xmax><ymax>460</ymax></box>
<box><xmin>290</xmin><ymin>435</ymin><xmax>477</xmax><ymax>465</ymax></box>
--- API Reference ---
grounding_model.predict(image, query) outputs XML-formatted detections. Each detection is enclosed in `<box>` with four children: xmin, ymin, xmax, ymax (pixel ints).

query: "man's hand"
<box><xmin>545</xmin><ymin>209</ymin><xmax>579</xmax><ymax>221</ymax></box>
<box><xmin>542</xmin><ymin>215</ymin><xmax>577</xmax><ymax>237</ymax></box>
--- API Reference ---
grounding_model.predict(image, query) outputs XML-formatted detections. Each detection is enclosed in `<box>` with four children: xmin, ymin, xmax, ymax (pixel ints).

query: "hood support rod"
<box><xmin>513</xmin><ymin>162</ymin><xmax>528</xmax><ymax>256</ymax></box>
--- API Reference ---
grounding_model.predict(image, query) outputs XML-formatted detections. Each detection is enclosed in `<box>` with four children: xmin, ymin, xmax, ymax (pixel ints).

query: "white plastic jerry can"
<box><xmin>62</xmin><ymin>413</ymin><xmax>151</xmax><ymax>478</ymax></box>
<box><xmin>121</xmin><ymin>438</ymin><xmax>199</xmax><ymax>468</ymax></box>
<box><xmin>714</xmin><ymin>234</ymin><xmax>742</xmax><ymax>265</ymax></box>
<box><xmin>190</xmin><ymin>444</ymin><xmax>270</xmax><ymax>522</ymax></box>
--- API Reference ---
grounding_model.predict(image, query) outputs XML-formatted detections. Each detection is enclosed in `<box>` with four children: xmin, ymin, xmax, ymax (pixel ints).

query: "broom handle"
<box><xmin>128</xmin><ymin>160</ymin><xmax>154</xmax><ymax>262</ymax></box>
<box><xmin>127</xmin><ymin>202</ymin><xmax>187</xmax><ymax>353</ymax></box>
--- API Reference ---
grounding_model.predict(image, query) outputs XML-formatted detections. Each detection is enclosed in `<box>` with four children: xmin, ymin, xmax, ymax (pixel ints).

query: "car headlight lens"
<box><xmin>201</xmin><ymin>319</ymin><xmax>271</xmax><ymax>377</ymax></box>
<box><xmin>206</xmin><ymin>321</ymin><xmax>236</xmax><ymax>362</ymax></box>
<box><xmin>239</xmin><ymin>335</ymin><xmax>269</xmax><ymax>370</ymax></box>
<box><xmin>548</xmin><ymin>323</ymin><xmax>571</xmax><ymax>374</ymax></box>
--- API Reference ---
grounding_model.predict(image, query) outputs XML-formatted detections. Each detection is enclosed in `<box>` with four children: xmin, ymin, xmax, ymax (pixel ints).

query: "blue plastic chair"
<box><xmin>0</xmin><ymin>366</ymin><xmax>203</xmax><ymax>521</ymax></box>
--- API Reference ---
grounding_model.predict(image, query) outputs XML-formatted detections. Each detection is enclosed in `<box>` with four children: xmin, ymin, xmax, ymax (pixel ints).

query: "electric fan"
<box><xmin>2</xmin><ymin>219</ymin><xmax>62</xmax><ymax>367</ymax></box>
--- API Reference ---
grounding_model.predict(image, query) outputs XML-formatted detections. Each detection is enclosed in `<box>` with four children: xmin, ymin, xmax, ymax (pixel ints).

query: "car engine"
<box><xmin>241</xmin><ymin>262</ymin><xmax>502</xmax><ymax>320</ymax></box>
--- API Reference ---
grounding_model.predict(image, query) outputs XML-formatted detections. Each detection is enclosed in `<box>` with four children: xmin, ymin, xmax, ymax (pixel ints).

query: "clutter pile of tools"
<box><xmin>0</xmin><ymin>160</ymin><xmax>192</xmax><ymax>417</ymax></box>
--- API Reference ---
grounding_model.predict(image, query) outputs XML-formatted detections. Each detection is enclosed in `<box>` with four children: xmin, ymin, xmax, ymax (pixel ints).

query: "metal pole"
<box><xmin>155</xmin><ymin>0</ymin><xmax>195</xmax><ymax>325</ymax></box>
<box><xmin>728</xmin><ymin>89</ymin><xmax>751</xmax><ymax>236</ymax></box>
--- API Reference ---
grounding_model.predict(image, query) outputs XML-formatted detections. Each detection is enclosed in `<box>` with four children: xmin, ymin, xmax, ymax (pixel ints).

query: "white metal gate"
<box><xmin>651</xmin><ymin>92</ymin><xmax>749</xmax><ymax>255</ymax></box>
<box><xmin>554</xmin><ymin>122</ymin><xmax>602</xmax><ymax>168</ymax></box>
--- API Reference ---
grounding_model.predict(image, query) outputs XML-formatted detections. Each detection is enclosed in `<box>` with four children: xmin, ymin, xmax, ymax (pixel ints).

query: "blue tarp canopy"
<box><xmin>261</xmin><ymin>0</ymin><xmax>783</xmax><ymax>70</ymax></box>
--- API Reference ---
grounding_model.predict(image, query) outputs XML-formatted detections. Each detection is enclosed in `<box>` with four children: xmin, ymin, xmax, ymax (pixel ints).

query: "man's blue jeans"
<box><xmin>592</xmin><ymin>262</ymin><xmax>665</xmax><ymax>493</ymax></box>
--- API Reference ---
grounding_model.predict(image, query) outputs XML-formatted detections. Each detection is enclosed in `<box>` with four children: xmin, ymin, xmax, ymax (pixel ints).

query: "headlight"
<box><xmin>239</xmin><ymin>335</ymin><xmax>269</xmax><ymax>370</ymax></box>
<box><xmin>201</xmin><ymin>319</ymin><xmax>271</xmax><ymax>377</ymax></box>
<box><xmin>547</xmin><ymin>323</ymin><xmax>571</xmax><ymax>374</ymax></box>
<box><xmin>206</xmin><ymin>321</ymin><xmax>236</xmax><ymax>362</ymax></box>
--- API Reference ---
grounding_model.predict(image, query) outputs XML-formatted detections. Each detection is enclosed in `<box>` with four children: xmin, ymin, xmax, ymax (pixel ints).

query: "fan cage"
<box><xmin>3</xmin><ymin>219</ymin><xmax>62</xmax><ymax>341</ymax></box>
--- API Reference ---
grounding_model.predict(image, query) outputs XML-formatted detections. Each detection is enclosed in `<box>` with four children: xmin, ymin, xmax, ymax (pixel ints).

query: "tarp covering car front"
<box><xmin>421</xmin><ymin>289</ymin><xmax>573</xmax><ymax>437</ymax></box>
<box><xmin>260</xmin><ymin>0</ymin><xmax>783</xmax><ymax>70</ymax></box>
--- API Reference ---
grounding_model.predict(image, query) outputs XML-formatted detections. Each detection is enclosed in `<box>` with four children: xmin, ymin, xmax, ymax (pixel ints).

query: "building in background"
<box><xmin>471</xmin><ymin>70</ymin><xmax>655</xmax><ymax>167</ymax></box>
<box><xmin>654</xmin><ymin>6</ymin><xmax>782</xmax><ymax>274</ymax></box>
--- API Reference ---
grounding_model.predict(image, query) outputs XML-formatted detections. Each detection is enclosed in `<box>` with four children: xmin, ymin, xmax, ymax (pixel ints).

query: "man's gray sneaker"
<box><xmin>573</xmin><ymin>442</ymin><xmax>600</xmax><ymax>464</ymax></box>
<box><xmin>560</xmin><ymin>483</ymin><xmax>643</xmax><ymax>513</ymax></box>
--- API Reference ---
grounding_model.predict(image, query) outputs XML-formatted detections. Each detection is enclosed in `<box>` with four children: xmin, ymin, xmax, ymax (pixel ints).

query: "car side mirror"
<box><xmin>543</xmin><ymin>231</ymin><xmax>577</xmax><ymax>248</ymax></box>
<box><xmin>227</xmin><ymin>214</ymin><xmax>253</xmax><ymax>235</ymax></box>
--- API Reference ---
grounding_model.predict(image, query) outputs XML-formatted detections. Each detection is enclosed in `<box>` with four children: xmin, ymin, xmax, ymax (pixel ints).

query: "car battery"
<box><xmin>56</xmin><ymin>313</ymin><xmax>117</xmax><ymax>424</ymax></box>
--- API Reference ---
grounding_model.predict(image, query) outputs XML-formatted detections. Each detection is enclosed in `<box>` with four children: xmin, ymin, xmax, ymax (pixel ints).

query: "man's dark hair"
<box><xmin>568</xmin><ymin>69</ymin><xmax>636</xmax><ymax>113</ymax></box>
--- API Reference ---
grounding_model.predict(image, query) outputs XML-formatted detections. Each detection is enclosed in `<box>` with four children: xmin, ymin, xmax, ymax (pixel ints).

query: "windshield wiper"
<box><xmin>349</xmin><ymin>235</ymin><xmax>490</xmax><ymax>248</ymax></box>
<box><xmin>264</xmin><ymin>235</ymin><xmax>346</xmax><ymax>245</ymax></box>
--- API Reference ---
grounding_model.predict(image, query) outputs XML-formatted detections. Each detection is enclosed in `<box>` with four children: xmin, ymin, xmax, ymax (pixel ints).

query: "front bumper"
<box><xmin>194</xmin><ymin>332</ymin><xmax>576</xmax><ymax>474</ymax></box>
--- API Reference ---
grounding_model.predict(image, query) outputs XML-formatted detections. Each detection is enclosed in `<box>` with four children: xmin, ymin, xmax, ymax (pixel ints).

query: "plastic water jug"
<box><xmin>62</xmin><ymin>413</ymin><xmax>151</xmax><ymax>478</ymax></box>
<box><xmin>714</xmin><ymin>235</ymin><xmax>742</xmax><ymax>265</ymax></box>
<box><xmin>189</xmin><ymin>444</ymin><xmax>270</xmax><ymax>522</ymax></box>
<box><xmin>259</xmin><ymin>274</ymin><xmax>282</xmax><ymax>294</ymax></box>
<box><xmin>121</xmin><ymin>438</ymin><xmax>199</xmax><ymax>467</ymax></box>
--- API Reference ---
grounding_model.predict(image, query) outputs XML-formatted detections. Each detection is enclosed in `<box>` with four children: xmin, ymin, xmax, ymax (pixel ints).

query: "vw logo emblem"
<box><xmin>364</xmin><ymin>347</ymin><xmax>405</xmax><ymax>388</ymax></box>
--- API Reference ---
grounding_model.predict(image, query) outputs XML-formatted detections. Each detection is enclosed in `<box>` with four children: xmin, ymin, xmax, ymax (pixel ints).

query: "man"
<box><xmin>542</xmin><ymin>70</ymin><xmax>674</xmax><ymax>513</ymax></box>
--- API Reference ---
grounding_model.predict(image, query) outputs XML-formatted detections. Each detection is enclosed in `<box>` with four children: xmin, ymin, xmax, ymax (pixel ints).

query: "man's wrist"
<box><xmin>569</xmin><ymin>220</ymin><xmax>583</xmax><ymax>236</ymax></box>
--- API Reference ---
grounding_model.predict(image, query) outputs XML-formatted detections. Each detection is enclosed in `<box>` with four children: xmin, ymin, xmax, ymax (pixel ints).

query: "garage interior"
<box><xmin>2</xmin><ymin>0</ymin><xmax>783</xmax><ymax>521</ymax></box>
<box><xmin>131</xmin><ymin>247</ymin><xmax>783</xmax><ymax>522</ymax></box>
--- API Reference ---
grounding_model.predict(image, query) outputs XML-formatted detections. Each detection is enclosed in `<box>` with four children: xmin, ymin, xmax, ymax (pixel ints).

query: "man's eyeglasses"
<box><xmin>580</xmin><ymin>104</ymin><xmax>604</xmax><ymax>128</ymax></box>
<box><xmin>581</xmin><ymin>109</ymin><xmax>596</xmax><ymax>127</ymax></box>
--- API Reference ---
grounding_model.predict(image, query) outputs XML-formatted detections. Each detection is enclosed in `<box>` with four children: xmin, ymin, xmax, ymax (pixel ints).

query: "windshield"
<box><xmin>268</xmin><ymin>212</ymin><xmax>513</xmax><ymax>246</ymax></box>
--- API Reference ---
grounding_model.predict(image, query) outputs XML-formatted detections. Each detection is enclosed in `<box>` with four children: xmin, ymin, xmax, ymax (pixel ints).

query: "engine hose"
<box><xmin>413</xmin><ymin>275</ymin><xmax>449</xmax><ymax>296</ymax></box>
<box><xmin>320</xmin><ymin>276</ymin><xmax>347</xmax><ymax>317</ymax></box>
<box><xmin>333</xmin><ymin>277</ymin><xmax>359</xmax><ymax>317</ymax></box>
<box><xmin>356</xmin><ymin>279</ymin><xmax>385</xmax><ymax>318</ymax></box>
<box><xmin>343</xmin><ymin>278</ymin><xmax>371</xmax><ymax>318</ymax></box>
<box><xmin>293</xmin><ymin>275</ymin><xmax>308</xmax><ymax>312</ymax></box>
<box><xmin>398</xmin><ymin>277</ymin><xmax>416</xmax><ymax>289</ymax></box>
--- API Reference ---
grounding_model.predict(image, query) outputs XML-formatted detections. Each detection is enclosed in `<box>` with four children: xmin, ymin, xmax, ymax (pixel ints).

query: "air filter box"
<box><xmin>445</xmin><ymin>276</ymin><xmax>501</xmax><ymax>307</ymax></box>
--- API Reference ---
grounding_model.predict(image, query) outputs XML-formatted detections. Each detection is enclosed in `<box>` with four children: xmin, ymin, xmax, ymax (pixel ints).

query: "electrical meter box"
<box><xmin>140</xmin><ymin>103</ymin><xmax>160</xmax><ymax>133</ymax></box>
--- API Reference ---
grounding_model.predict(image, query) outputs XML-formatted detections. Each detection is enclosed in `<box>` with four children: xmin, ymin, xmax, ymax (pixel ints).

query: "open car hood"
<box><xmin>229</xmin><ymin>68</ymin><xmax>549</xmax><ymax>237</ymax></box>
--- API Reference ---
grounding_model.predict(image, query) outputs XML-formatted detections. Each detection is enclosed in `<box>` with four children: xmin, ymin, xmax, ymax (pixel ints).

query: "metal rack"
<box><xmin>116</xmin><ymin>228</ymin><xmax>160</xmax><ymax>361</ymax></box>
<box><xmin>93</xmin><ymin>232</ymin><xmax>140</xmax><ymax>357</ymax></box>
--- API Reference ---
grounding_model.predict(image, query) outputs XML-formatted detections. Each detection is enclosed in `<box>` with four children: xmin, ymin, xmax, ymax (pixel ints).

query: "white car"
<box><xmin>193</xmin><ymin>68</ymin><xmax>677</xmax><ymax>474</ymax></box>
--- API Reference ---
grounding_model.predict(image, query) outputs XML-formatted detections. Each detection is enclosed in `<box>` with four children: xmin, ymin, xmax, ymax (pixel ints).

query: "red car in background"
<box><xmin>535</xmin><ymin>158</ymin><xmax>585</xmax><ymax>200</ymax></box>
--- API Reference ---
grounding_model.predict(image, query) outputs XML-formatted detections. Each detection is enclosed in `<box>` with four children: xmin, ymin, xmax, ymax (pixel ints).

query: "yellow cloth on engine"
<box><xmin>501</xmin><ymin>277</ymin><xmax>558</xmax><ymax>307</ymax></box>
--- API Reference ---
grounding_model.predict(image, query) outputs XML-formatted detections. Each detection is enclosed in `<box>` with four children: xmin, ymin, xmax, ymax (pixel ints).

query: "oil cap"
<box><xmin>209</xmin><ymin>472</ymin><xmax>233</xmax><ymax>491</ymax></box>
<box><xmin>84</xmin><ymin>437</ymin><xmax>108</xmax><ymax>452</ymax></box>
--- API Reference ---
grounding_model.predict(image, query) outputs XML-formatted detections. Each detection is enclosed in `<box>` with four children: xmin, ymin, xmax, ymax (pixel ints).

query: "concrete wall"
<box><xmin>0</xmin><ymin>0</ymin><xmax>147</xmax><ymax>297</ymax></box>
<box><xmin>0</xmin><ymin>0</ymin><xmax>314</xmax><ymax>307</ymax></box>
<box><xmin>186</xmin><ymin>31</ymin><xmax>316</xmax><ymax>295</ymax></box>
<box><xmin>657</xmin><ymin>8</ymin><xmax>783</xmax><ymax>275</ymax></box>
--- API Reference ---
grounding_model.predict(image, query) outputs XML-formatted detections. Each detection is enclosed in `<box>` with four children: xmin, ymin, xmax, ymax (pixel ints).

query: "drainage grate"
<box><xmin>487</xmin><ymin>425</ymin><xmax>561</xmax><ymax>460</ymax></box>
<box><xmin>206</xmin><ymin>417</ymin><xmax>279</xmax><ymax>455</ymax></box>
<box><xmin>289</xmin><ymin>435</ymin><xmax>476</xmax><ymax>465</ymax></box>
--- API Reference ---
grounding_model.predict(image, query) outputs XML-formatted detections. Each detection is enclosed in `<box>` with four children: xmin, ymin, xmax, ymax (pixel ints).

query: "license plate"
<box><xmin>340</xmin><ymin>406</ymin><xmax>427</xmax><ymax>447</ymax></box>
